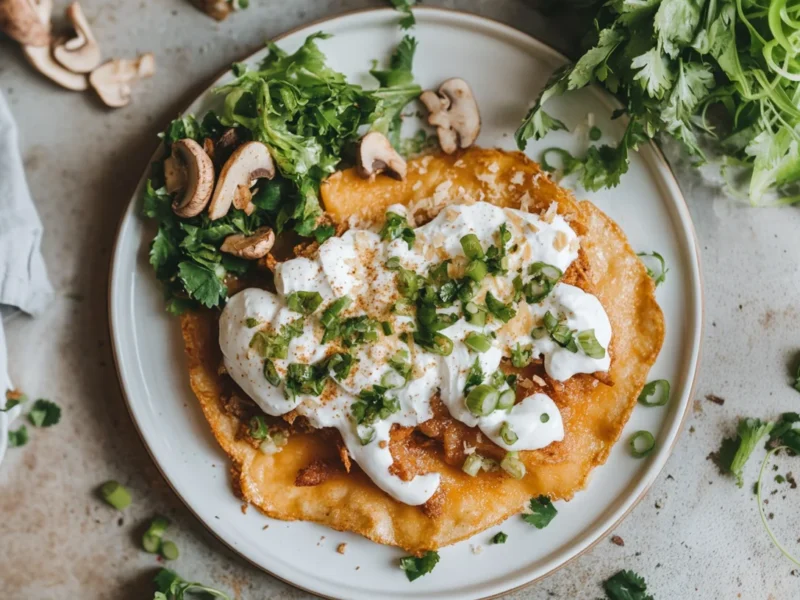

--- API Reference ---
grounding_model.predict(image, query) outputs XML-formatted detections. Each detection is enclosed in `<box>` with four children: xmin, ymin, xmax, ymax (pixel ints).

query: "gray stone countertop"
<box><xmin>1</xmin><ymin>1</ymin><xmax>799</xmax><ymax>598</ymax></box>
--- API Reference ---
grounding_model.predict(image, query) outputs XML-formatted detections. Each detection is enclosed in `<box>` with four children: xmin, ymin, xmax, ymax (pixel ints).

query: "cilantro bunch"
<box><xmin>144</xmin><ymin>34</ymin><xmax>421</xmax><ymax>311</ymax></box>
<box><xmin>517</xmin><ymin>0</ymin><xmax>800</xmax><ymax>205</ymax></box>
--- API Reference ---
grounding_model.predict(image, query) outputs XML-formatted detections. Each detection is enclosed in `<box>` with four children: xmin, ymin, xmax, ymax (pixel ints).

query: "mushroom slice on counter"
<box><xmin>190</xmin><ymin>0</ymin><xmax>232</xmax><ymax>21</ymax></box>
<box><xmin>167</xmin><ymin>139</ymin><xmax>215</xmax><ymax>218</ymax></box>
<box><xmin>208</xmin><ymin>141</ymin><xmax>276</xmax><ymax>220</ymax></box>
<box><xmin>220</xmin><ymin>227</ymin><xmax>276</xmax><ymax>259</ymax></box>
<box><xmin>356</xmin><ymin>131</ymin><xmax>407</xmax><ymax>181</ymax></box>
<box><xmin>0</xmin><ymin>0</ymin><xmax>51</xmax><ymax>47</ymax></box>
<box><xmin>23</xmin><ymin>44</ymin><xmax>88</xmax><ymax>90</ymax></box>
<box><xmin>420</xmin><ymin>78</ymin><xmax>481</xmax><ymax>154</ymax></box>
<box><xmin>89</xmin><ymin>53</ymin><xmax>155</xmax><ymax>108</ymax></box>
<box><xmin>53</xmin><ymin>2</ymin><xmax>101</xmax><ymax>74</ymax></box>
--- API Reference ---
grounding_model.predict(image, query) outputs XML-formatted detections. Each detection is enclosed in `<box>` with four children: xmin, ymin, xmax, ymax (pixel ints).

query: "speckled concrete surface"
<box><xmin>0</xmin><ymin>1</ymin><xmax>799</xmax><ymax>598</ymax></box>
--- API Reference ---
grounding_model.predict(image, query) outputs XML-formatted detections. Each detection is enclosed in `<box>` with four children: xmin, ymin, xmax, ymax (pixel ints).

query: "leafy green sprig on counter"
<box><xmin>153</xmin><ymin>569</ymin><xmax>231</xmax><ymax>600</ymax></box>
<box><xmin>145</xmin><ymin>34</ymin><xmax>422</xmax><ymax>311</ymax></box>
<box><xmin>603</xmin><ymin>569</ymin><xmax>654</xmax><ymax>600</ymax></box>
<box><xmin>516</xmin><ymin>0</ymin><xmax>800</xmax><ymax>205</ymax></box>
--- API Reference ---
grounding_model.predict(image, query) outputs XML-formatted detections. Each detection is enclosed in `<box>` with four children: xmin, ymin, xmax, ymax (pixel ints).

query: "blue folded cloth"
<box><xmin>0</xmin><ymin>91</ymin><xmax>54</xmax><ymax>464</ymax></box>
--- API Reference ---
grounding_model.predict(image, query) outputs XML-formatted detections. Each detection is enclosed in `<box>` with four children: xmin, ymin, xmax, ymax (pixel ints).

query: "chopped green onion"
<box><xmin>525</xmin><ymin>262</ymin><xmax>562</xmax><ymax>303</ymax></box>
<box><xmin>462</xmin><ymin>453</ymin><xmax>484</xmax><ymax>477</ymax></box>
<box><xmin>499</xmin><ymin>422</ymin><xmax>518</xmax><ymax>445</ymax></box>
<box><xmin>589</xmin><ymin>126</ymin><xmax>602</xmax><ymax>141</ymax></box>
<box><xmin>380</xmin><ymin>211</ymin><xmax>415</xmax><ymax>249</ymax></box>
<box><xmin>385</xmin><ymin>256</ymin><xmax>402</xmax><ymax>270</ymax></box>
<box><xmin>485</xmin><ymin>292</ymin><xmax>516</xmax><ymax>323</ymax></box>
<box><xmin>100</xmin><ymin>481</ymin><xmax>132</xmax><ymax>510</ymax></box>
<box><xmin>143</xmin><ymin>516</ymin><xmax>170</xmax><ymax>554</ymax></box>
<box><xmin>540</xmin><ymin>413</ymin><xmax>550</xmax><ymax>423</ymax></box>
<box><xmin>576</xmin><ymin>329</ymin><xmax>605</xmax><ymax>359</ymax></box>
<box><xmin>457</xmin><ymin>279</ymin><xmax>478</xmax><ymax>302</ymax></box>
<box><xmin>466</xmin><ymin>384</ymin><xmax>499</xmax><ymax>416</ymax></box>
<box><xmin>326</xmin><ymin>352</ymin><xmax>354</xmax><ymax>381</ymax></box>
<box><xmin>464</xmin><ymin>302</ymin><xmax>487</xmax><ymax>326</ymax></box>
<box><xmin>381</xmin><ymin>370</ymin><xmax>406</xmax><ymax>389</ymax></box>
<box><xmin>392</xmin><ymin>298</ymin><xmax>415</xmax><ymax>315</ymax></box>
<box><xmin>629</xmin><ymin>430</ymin><xmax>655</xmax><ymax>458</ymax></box>
<box><xmin>464</xmin><ymin>357</ymin><xmax>484</xmax><ymax>395</ymax></box>
<box><xmin>388</xmin><ymin>349</ymin><xmax>411</xmax><ymax>380</ymax></box>
<box><xmin>464</xmin><ymin>332</ymin><xmax>492</xmax><ymax>353</ymax></box>
<box><xmin>510</xmin><ymin>343</ymin><xmax>532</xmax><ymax>368</ymax></box>
<box><xmin>259</xmin><ymin>430</ymin><xmax>288</xmax><ymax>455</ymax></box>
<box><xmin>248</xmin><ymin>415</ymin><xmax>269</xmax><ymax>440</ymax></box>
<box><xmin>413</xmin><ymin>331</ymin><xmax>453</xmax><ymax>356</ymax></box>
<box><xmin>358</xmin><ymin>426</ymin><xmax>376</xmax><ymax>446</ymax></box>
<box><xmin>500</xmin><ymin>451</ymin><xmax>526</xmax><ymax>479</ymax></box>
<box><xmin>489</xmin><ymin>370</ymin><xmax>506</xmax><ymax>388</ymax></box>
<box><xmin>529</xmin><ymin>262</ymin><xmax>562</xmax><ymax>281</ymax></box>
<box><xmin>497</xmin><ymin>388</ymin><xmax>516</xmax><ymax>410</ymax></box>
<box><xmin>542</xmin><ymin>311</ymin><xmax>576</xmax><ymax>351</ymax></box>
<box><xmin>160</xmin><ymin>540</ymin><xmax>179</xmax><ymax>561</ymax></box>
<box><xmin>637</xmin><ymin>379</ymin><xmax>670</xmax><ymax>407</ymax></box>
<box><xmin>245</xmin><ymin>317</ymin><xmax>261</xmax><ymax>328</ymax></box>
<box><xmin>460</xmin><ymin>234</ymin><xmax>484</xmax><ymax>259</ymax></box>
<box><xmin>465</xmin><ymin>259</ymin><xmax>488</xmax><ymax>282</ymax></box>
<box><xmin>464</xmin><ymin>301</ymin><xmax>479</xmax><ymax>315</ymax></box>
<box><xmin>381</xmin><ymin>321</ymin><xmax>393</xmax><ymax>335</ymax></box>
<box><xmin>286</xmin><ymin>291</ymin><xmax>323</xmax><ymax>315</ymax></box>
<box><xmin>396</xmin><ymin>266</ymin><xmax>421</xmax><ymax>298</ymax></box>
<box><xmin>491</xmin><ymin>531</ymin><xmax>508</xmax><ymax>544</ymax></box>
<box><xmin>263</xmin><ymin>359</ymin><xmax>281</xmax><ymax>386</ymax></box>
<box><xmin>531</xmin><ymin>326</ymin><xmax>547</xmax><ymax>339</ymax></box>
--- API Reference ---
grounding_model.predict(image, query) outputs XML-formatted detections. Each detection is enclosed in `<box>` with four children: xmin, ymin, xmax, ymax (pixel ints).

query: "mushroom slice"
<box><xmin>220</xmin><ymin>227</ymin><xmax>275</xmax><ymax>260</ymax></box>
<box><xmin>190</xmin><ymin>0</ymin><xmax>232</xmax><ymax>21</ymax></box>
<box><xmin>89</xmin><ymin>53</ymin><xmax>155</xmax><ymax>108</ymax></box>
<box><xmin>23</xmin><ymin>44</ymin><xmax>88</xmax><ymax>91</ymax></box>
<box><xmin>168</xmin><ymin>139</ymin><xmax>215</xmax><ymax>218</ymax></box>
<box><xmin>53</xmin><ymin>2</ymin><xmax>101</xmax><ymax>74</ymax></box>
<box><xmin>356</xmin><ymin>132</ymin><xmax>407</xmax><ymax>181</ymax></box>
<box><xmin>208</xmin><ymin>141</ymin><xmax>276</xmax><ymax>221</ymax></box>
<box><xmin>0</xmin><ymin>0</ymin><xmax>51</xmax><ymax>46</ymax></box>
<box><xmin>419</xmin><ymin>78</ymin><xmax>481</xmax><ymax>155</ymax></box>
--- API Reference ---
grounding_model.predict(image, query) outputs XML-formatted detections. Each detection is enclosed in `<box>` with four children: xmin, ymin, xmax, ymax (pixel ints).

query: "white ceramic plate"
<box><xmin>109</xmin><ymin>7</ymin><xmax>702</xmax><ymax>599</ymax></box>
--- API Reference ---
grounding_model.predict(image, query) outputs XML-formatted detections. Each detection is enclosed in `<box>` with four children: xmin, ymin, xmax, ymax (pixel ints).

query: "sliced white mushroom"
<box><xmin>420</xmin><ymin>78</ymin><xmax>481</xmax><ymax>154</ymax></box>
<box><xmin>53</xmin><ymin>2</ymin><xmax>101</xmax><ymax>74</ymax></box>
<box><xmin>356</xmin><ymin>131</ymin><xmax>407</xmax><ymax>181</ymax></box>
<box><xmin>208</xmin><ymin>141</ymin><xmax>276</xmax><ymax>220</ymax></box>
<box><xmin>168</xmin><ymin>139</ymin><xmax>215</xmax><ymax>218</ymax></box>
<box><xmin>89</xmin><ymin>53</ymin><xmax>155</xmax><ymax>108</ymax></box>
<box><xmin>0</xmin><ymin>0</ymin><xmax>51</xmax><ymax>46</ymax></box>
<box><xmin>23</xmin><ymin>44</ymin><xmax>88</xmax><ymax>91</ymax></box>
<box><xmin>220</xmin><ymin>227</ymin><xmax>275</xmax><ymax>259</ymax></box>
<box><xmin>190</xmin><ymin>0</ymin><xmax>232</xmax><ymax>21</ymax></box>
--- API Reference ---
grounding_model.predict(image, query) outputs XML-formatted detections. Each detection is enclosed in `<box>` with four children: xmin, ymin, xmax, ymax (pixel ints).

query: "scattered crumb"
<box><xmin>532</xmin><ymin>374</ymin><xmax>546</xmax><ymax>387</ymax></box>
<box><xmin>689</xmin><ymin>426</ymin><xmax>696</xmax><ymax>433</ymax></box>
<box><xmin>787</xmin><ymin>472</ymin><xmax>797</xmax><ymax>489</ymax></box>
<box><xmin>317</xmin><ymin>535</ymin><xmax>326</xmax><ymax>547</ymax></box>
<box><xmin>655</xmin><ymin>499</ymin><xmax>663</xmax><ymax>509</ymax></box>
<box><xmin>610</xmin><ymin>535</ymin><xmax>625</xmax><ymax>547</ymax></box>
<box><xmin>262</xmin><ymin>524</ymin><xmax>269</xmax><ymax>530</ymax></box>
<box><xmin>470</xmin><ymin>544</ymin><xmax>483</xmax><ymax>555</ymax></box>
<box><xmin>337</xmin><ymin>543</ymin><xmax>347</xmax><ymax>555</ymax></box>
<box><xmin>705</xmin><ymin>394</ymin><xmax>725</xmax><ymax>406</ymax></box>
<box><xmin>240</xmin><ymin>503</ymin><xmax>248</xmax><ymax>515</ymax></box>
<box><xmin>355</xmin><ymin>566</ymin><xmax>360</xmax><ymax>570</ymax></box>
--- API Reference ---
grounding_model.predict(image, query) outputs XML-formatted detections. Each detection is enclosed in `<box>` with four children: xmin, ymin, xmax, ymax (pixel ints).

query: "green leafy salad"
<box><xmin>516</xmin><ymin>0</ymin><xmax>800</xmax><ymax>205</ymax></box>
<box><xmin>143</xmin><ymin>34</ymin><xmax>421</xmax><ymax>312</ymax></box>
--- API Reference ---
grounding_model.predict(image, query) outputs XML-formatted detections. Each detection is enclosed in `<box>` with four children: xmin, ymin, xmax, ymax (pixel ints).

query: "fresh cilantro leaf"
<box><xmin>515</xmin><ymin>67</ymin><xmax>569</xmax><ymax>149</ymax></box>
<box><xmin>603</xmin><ymin>569</ymin><xmax>654</xmax><ymax>600</ymax></box>
<box><xmin>522</xmin><ymin>495</ymin><xmax>557</xmax><ymax>529</ymax></box>
<box><xmin>389</xmin><ymin>0</ymin><xmax>417</xmax><ymax>29</ymax></box>
<box><xmin>28</xmin><ymin>399</ymin><xmax>61</xmax><ymax>428</ymax></box>
<box><xmin>728</xmin><ymin>418</ymin><xmax>774</xmax><ymax>487</ymax></box>
<box><xmin>370</xmin><ymin>36</ymin><xmax>422</xmax><ymax>147</ymax></box>
<box><xmin>637</xmin><ymin>251</ymin><xmax>669</xmax><ymax>285</ymax></box>
<box><xmin>399</xmin><ymin>550</ymin><xmax>440</xmax><ymax>581</ymax></box>
<box><xmin>654</xmin><ymin>0</ymin><xmax>703</xmax><ymax>58</ymax></box>
<box><xmin>568</xmin><ymin>28</ymin><xmax>625</xmax><ymax>89</ymax></box>
<box><xmin>177</xmin><ymin>261</ymin><xmax>227</xmax><ymax>309</ymax></box>
<box><xmin>8</xmin><ymin>425</ymin><xmax>28</xmax><ymax>448</ymax></box>
<box><xmin>491</xmin><ymin>531</ymin><xmax>508</xmax><ymax>544</ymax></box>
<box><xmin>768</xmin><ymin>412</ymin><xmax>800</xmax><ymax>453</ymax></box>
<box><xmin>631</xmin><ymin>47</ymin><xmax>674</xmax><ymax>99</ymax></box>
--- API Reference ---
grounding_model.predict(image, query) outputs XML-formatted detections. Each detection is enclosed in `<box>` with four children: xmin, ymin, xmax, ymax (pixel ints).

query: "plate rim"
<box><xmin>107</xmin><ymin>6</ymin><xmax>704</xmax><ymax>599</ymax></box>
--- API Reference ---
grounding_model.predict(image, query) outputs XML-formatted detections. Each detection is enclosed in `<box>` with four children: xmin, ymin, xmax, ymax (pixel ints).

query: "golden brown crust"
<box><xmin>179</xmin><ymin>147</ymin><xmax>665</xmax><ymax>552</ymax></box>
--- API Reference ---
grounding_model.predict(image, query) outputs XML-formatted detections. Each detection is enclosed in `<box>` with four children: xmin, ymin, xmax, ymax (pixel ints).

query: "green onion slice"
<box><xmin>500</xmin><ymin>451</ymin><xmax>526</xmax><ymax>479</ymax></box>
<box><xmin>143</xmin><ymin>516</ymin><xmax>170</xmax><ymax>554</ymax></box>
<box><xmin>462</xmin><ymin>453</ymin><xmax>484</xmax><ymax>477</ymax></box>
<box><xmin>629</xmin><ymin>430</ymin><xmax>655</xmax><ymax>458</ymax></box>
<box><xmin>576</xmin><ymin>329</ymin><xmax>606</xmax><ymax>359</ymax></box>
<box><xmin>460</xmin><ymin>234</ymin><xmax>484</xmax><ymax>260</ymax></box>
<box><xmin>637</xmin><ymin>379</ymin><xmax>671</xmax><ymax>407</ymax></box>
<box><xmin>248</xmin><ymin>415</ymin><xmax>269</xmax><ymax>440</ymax></box>
<box><xmin>464</xmin><ymin>332</ymin><xmax>492</xmax><ymax>353</ymax></box>
<box><xmin>466</xmin><ymin>385</ymin><xmax>499</xmax><ymax>416</ymax></box>
<box><xmin>100</xmin><ymin>480</ymin><xmax>132</xmax><ymax>510</ymax></box>
<box><xmin>263</xmin><ymin>359</ymin><xmax>281</xmax><ymax>386</ymax></box>
<box><xmin>500</xmin><ymin>422</ymin><xmax>518</xmax><ymax>445</ymax></box>
<box><xmin>497</xmin><ymin>388</ymin><xmax>516</xmax><ymax>410</ymax></box>
<box><xmin>465</xmin><ymin>259</ymin><xmax>488</xmax><ymax>282</ymax></box>
<box><xmin>160</xmin><ymin>540</ymin><xmax>179</xmax><ymax>561</ymax></box>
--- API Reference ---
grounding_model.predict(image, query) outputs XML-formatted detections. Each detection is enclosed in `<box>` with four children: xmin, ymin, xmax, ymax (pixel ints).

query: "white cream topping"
<box><xmin>218</xmin><ymin>201</ymin><xmax>612</xmax><ymax>505</ymax></box>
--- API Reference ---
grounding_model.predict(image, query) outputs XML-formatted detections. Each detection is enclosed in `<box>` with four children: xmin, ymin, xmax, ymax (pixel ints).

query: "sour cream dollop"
<box><xmin>218</xmin><ymin>200</ymin><xmax>612</xmax><ymax>505</ymax></box>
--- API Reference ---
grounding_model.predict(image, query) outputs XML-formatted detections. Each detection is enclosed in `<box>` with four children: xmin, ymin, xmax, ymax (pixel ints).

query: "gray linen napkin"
<box><xmin>0</xmin><ymin>91</ymin><xmax>54</xmax><ymax>464</ymax></box>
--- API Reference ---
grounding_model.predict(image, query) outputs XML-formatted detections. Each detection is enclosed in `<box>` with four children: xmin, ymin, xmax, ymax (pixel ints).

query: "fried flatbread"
<box><xmin>180</xmin><ymin>147</ymin><xmax>664</xmax><ymax>552</ymax></box>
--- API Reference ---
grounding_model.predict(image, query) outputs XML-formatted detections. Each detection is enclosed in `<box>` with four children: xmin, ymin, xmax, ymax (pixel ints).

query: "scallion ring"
<box><xmin>100</xmin><ymin>480</ymin><xmax>131</xmax><ymax>510</ymax></box>
<box><xmin>465</xmin><ymin>259</ymin><xmax>488</xmax><ymax>282</ymax></box>
<box><xmin>629</xmin><ymin>430</ymin><xmax>655</xmax><ymax>458</ymax></box>
<box><xmin>637</xmin><ymin>379</ymin><xmax>670</xmax><ymax>407</ymax></box>
<box><xmin>500</xmin><ymin>451</ymin><xmax>526</xmax><ymax>479</ymax></box>
<box><xmin>497</xmin><ymin>388</ymin><xmax>516</xmax><ymax>410</ymax></box>
<box><xmin>460</xmin><ymin>233</ymin><xmax>484</xmax><ymax>260</ymax></box>
<box><xmin>464</xmin><ymin>332</ymin><xmax>492</xmax><ymax>353</ymax></box>
<box><xmin>499</xmin><ymin>422</ymin><xmax>518</xmax><ymax>445</ymax></box>
<box><xmin>466</xmin><ymin>385</ymin><xmax>499</xmax><ymax>416</ymax></box>
<box><xmin>142</xmin><ymin>516</ymin><xmax>170</xmax><ymax>554</ymax></box>
<box><xmin>462</xmin><ymin>453</ymin><xmax>484</xmax><ymax>477</ymax></box>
